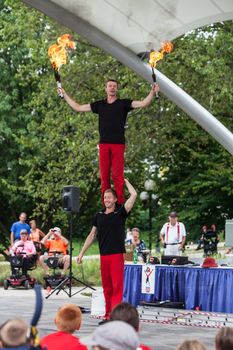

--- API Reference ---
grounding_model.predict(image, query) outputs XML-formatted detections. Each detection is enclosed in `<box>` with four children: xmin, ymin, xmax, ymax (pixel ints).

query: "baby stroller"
<box><xmin>203</xmin><ymin>225</ymin><xmax>219</xmax><ymax>256</ymax></box>
<box><xmin>4</xmin><ymin>253</ymin><xmax>37</xmax><ymax>290</ymax></box>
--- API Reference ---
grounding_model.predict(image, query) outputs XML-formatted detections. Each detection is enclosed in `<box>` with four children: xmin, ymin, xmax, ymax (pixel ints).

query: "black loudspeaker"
<box><xmin>62</xmin><ymin>186</ymin><xmax>80</xmax><ymax>213</ymax></box>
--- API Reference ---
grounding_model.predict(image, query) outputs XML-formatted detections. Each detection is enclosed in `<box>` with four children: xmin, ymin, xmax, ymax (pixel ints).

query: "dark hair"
<box><xmin>110</xmin><ymin>302</ymin><xmax>139</xmax><ymax>331</ymax></box>
<box><xmin>215</xmin><ymin>327</ymin><xmax>233</xmax><ymax>350</ymax></box>
<box><xmin>104</xmin><ymin>188</ymin><xmax>117</xmax><ymax>199</ymax></box>
<box><xmin>105</xmin><ymin>79</ymin><xmax>118</xmax><ymax>86</ymax></box>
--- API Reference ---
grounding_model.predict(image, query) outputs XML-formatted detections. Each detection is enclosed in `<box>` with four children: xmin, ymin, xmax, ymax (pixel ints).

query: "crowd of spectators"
<box><xmin>1</xmin><ymin>301</ymin><xmax>233</xmax><ymax>350</ymax></box>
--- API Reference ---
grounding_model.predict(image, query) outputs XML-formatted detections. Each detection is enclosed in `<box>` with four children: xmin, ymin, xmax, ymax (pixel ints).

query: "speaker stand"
<box><xmin>46</xmin><ymin>212</ymin><xmax>95</xmax><ymax>299</ymax></box>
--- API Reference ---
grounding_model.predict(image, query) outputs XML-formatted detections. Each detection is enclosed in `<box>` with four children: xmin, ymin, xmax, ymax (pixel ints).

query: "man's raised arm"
<box><xmin>124</xmin><ymin>179</ymin><xmax>137</xmax><ymax>214</ymax></box>
<box><xmin>131</xmin><ymin>84</ymin><xmax>159</xmax><ymax>109</ymax></box>
<box><xmin>59</xmin><ymin>88</ymin><xmax>91</xmax><ymax>112</ymax></box>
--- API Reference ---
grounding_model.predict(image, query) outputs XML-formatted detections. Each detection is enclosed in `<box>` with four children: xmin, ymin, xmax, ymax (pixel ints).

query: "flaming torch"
<box><xmin>149</xmin><ymin>41</ymin><xmax>173</xmax><ymax>97</ymax></box>
<box><xmin>48</xmin><ymin>34</ymin><xmax>76</xmax><ymax>98</ymax></box>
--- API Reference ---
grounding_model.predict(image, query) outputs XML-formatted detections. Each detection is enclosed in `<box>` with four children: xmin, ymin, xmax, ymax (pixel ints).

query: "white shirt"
<box><xmin>160</xmin><ymin>222</ymin><xmax>186</xmax><ymax>244</ymax></box>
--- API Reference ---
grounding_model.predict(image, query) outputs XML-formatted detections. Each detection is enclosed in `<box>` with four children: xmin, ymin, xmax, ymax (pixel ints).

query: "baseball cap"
<box><xmin>20</xmin><ymin>229</ymin><xmax>29</xmax><ymax>235</ymax></box>
<box><xmin>53</xmin><ymin>227</ymin><xmax>61</xmax><ymax>234</ymax></box>
<box><xmin>0</xmin><ymin>319</ymin><xmax>28</xmax><ymax>347</ymax></box>
<box><xmin>201</xmin><ymin>257</ymin><xmax>218</xmax><ymax>268</ymax></box>
<box><xmin>169</xmin><ymin>211</ymin><xmax>177</xmax><ymax>218</ymax></box>
<box><xmin>84</xmin><ymin>320</ymin><xmax>139</xmax><ymax>350</ymax></box>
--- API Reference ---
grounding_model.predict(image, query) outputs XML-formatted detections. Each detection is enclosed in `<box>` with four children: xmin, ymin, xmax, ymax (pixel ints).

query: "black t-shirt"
<box><xmin>90</xmin><ymin>98</ymin><xmax>133</xmax><ymax>144</ymax></box>
<box><xmin>92</xmin><ymin>205</ymin><xmax>129</xmax><ymax>255</ymax></box>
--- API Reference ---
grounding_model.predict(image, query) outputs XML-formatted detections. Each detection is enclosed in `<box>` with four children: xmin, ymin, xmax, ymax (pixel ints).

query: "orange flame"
<box><xmin>48</xmin><ymin>34</ymin><xmax>76</xmax><ymax>71</ymax></box>
<box><xmin>149</xmin><ymin>41</ymin><xmax>173</xmax><ymax>68</ymax></box>
<box><xmin>161</xmin><ymin>41</ymin><xmax>173</xmax><ymax>54</ymax></box>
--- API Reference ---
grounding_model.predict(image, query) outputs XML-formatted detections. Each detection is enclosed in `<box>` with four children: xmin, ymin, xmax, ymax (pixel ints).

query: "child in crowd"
<box><xmin>40</xmin><ymin>304</ymin><xmax>87</xmax><ymax>350</ymax></box>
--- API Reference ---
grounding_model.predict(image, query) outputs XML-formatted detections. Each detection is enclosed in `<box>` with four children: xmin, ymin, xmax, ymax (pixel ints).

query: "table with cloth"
<box><xmin>123</xmin><ymin>263</ymin><xmax>233</xmax><ymax>313</ymax></box>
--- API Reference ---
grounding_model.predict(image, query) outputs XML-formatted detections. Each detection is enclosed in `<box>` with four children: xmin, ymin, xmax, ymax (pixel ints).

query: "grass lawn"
<box><xmin>0</xmin><ymin>259</ymin><xmax>101</xmax><ymax>287</ymax></box>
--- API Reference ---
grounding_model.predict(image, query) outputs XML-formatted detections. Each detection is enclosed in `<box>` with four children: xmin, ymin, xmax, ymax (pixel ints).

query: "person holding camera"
<box><xmin>160</xmin><ymin>212</ymin><xmax>186</xmax><ymax>256</ymax></box>
<box><xmin>39</xmin><ymin>227</ymin><xmax>70</xmax><ymax>276</ymax></box>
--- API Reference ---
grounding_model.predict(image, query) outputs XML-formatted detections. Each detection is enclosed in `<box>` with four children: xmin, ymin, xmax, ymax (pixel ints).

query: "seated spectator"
<box><xmin>177</xmin><ymin>340</ymin><xmax>207</xmax><ymax>350</ymax></box>
<box><xmin>110</xmin><ymin>302</ymin><xmax>151</xmax><ymax>350</ymax></box>
<box><xmin>10</xmin><ymin>229</ymin><xmax>36</xmax><ymax>276</ymax></box>
<box><xmin>39</xmin><ymin>227</ymin><xmax>70</xmax><ymax>276</ymax></box>
<box><xmin>86</xmin><ymin>320</ymin><xmax>139</xmax><ymax>350</ymax></box>
<box><xmin>125</xmin><ymin>228</ymin><xmax>147</xmax><ymax>262</ymax></box>
<box><xmin>0</xmin><ymin>319</ymin><xmax>28</xmax><ymax>348</ymax></box>
<box><xmin>41</xmin><ymin>304</ymin><xmax>87</xmax><ymax>350</ymax></box>
<box><xmin>215</xmin><ymin>327</ymin><xmax>233</xmax><ymax>350</ymax></box>
<box><xmin>29</xmin><ymin>220</ymin><xmax>45</xmax><ymax>242</ymax></box>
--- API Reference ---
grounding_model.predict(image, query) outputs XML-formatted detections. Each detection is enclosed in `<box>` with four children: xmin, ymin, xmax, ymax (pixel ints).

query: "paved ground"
<box><xmin>0</xmin><ymin>286</ymin><xmax>218</xmax><ymax>350</ymax></box>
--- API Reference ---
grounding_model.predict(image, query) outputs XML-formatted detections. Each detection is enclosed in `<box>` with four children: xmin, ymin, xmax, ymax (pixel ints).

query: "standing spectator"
<box><xmin>77</xmin><ymin>179</ymin><xmax>137</xmax><ymax>319</ymax></box>
<box><xmin>29</xmin><ymin>219</ymin><xmax>45</xmax><ymax>255</ymax></box>
<box><xmin>110</xmin><ymin>302</ymin><xmax>151</xmax><ymax>350</ymax></box>
<box><xmin>125</xmin><ymin>227</ymin><xmax>132</xmax><ymax>241</ymax></box>
<box><xmin>160</xmin><ymin>211</ymin><xmax>186</xmax><ymax>256</ymax></box>
<box><xmin>29</xmin><ymin>219</ymin><xmax>45</xmax><ymax>242</ymax></box>
<box><xmin>41</xmin><ymin>304</ymin><xmax>87</xmax><ymax>350</ymax></box>
<box><xmin>215</xmin><ymin>327</ymin><xmax>233</xmax><ymax>350</ymax></box>
<box><xmin>10</xmin><ymin>212</ymin><xmax>30</xmax><ymax>245</ymax></box>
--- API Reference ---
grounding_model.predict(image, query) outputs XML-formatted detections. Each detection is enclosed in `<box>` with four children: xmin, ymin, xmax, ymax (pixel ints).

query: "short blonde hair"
<box><xmin>55</xmin><ymin>304</ymin><xmax>82</xmax><ymax>333</ymax></box>
<box><xmin>177</xmin><ymin>340</ymin><xmax>207</xmax><ymax>350</ymax></box>
<box><xmin>0</xmin><ymin>319</ymin><xmax>28</xmax><ymax>347</ymax></box>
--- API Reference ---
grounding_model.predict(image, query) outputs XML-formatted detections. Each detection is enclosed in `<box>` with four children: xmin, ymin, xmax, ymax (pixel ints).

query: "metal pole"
<box><xmin>149</xmin><ymin>193</ymin><xmax>152</xmax><ymax>252</ymax></box>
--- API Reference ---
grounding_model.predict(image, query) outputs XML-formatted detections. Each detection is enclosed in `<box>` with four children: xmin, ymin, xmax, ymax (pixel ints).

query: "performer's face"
<box><xmin>105</xmin><ymin>81</ymin><xmax>118</xmax><ymax>97</ymax></box>
<box><xmin>103</xmin><ymin>192</ymin><xmax>117</xmax><ymax>208</ymax></box>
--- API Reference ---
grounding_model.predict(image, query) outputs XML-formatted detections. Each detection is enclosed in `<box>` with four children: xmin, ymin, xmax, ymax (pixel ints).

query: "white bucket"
<box><xmin>91</xmin><ymin>290</ymin><xmax>106</xmax><ymax>316</ymax></box>
<box><xmin>225</xmin><ymin>254</ymin><xmax>233</xmax><ymax>265</ymax></box>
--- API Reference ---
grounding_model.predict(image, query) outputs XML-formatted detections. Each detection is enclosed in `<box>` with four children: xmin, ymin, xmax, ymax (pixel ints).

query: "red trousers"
<box><xmin>99</xmin><ymin>143</ymin><xmax>125</xmax><ymax>204</ymax></box>
<box><xmin>100</xmin><ymin>253</ymin><xmax>124</xmax><ymax>318</ymax></box>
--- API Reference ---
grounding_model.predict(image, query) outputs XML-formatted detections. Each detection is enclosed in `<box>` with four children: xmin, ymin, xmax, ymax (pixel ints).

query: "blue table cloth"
<box><xmin>123</xmin><ymin>264</ymin><xmax>233</xmax><ymax>313</ymax></box>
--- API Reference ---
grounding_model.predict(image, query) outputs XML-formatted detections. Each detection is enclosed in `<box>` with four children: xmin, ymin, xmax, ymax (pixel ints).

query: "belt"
<box><xmin>166</xmin><ymin>242</ymin><xmax>182</xmax><ymax>245</ymax></box>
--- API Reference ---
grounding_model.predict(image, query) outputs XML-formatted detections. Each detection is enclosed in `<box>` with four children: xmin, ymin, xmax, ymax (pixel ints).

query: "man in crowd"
<box><xmin>77</xmin><ymin>179</ymin><xmax>137</xmax><ymax>320</ymax></box>
<box><xmin>160</xmin><ymin>211</ymin><xmax>186</xmax><ymax>256</ymax></box>
<box><xmin>60</xmin><ymin>80</ymin><xmax>159</xmax><ymax>204</ymax></box>
<box><xmin>39</xmin><ymin>227</ymin><xmax>70</xmax><ymax>276</ymax></box>
<box><xmin>10</xmin><ymin>229</ymin><xmax>36</xmax><ymax>276</ymax></box>
<box><xmin>86</xmin><ymin>320</ymin><xmax>139</xmax><ymax>350</ymax></box>
<box><xmin>10</xmin><ymin>212</ymin><xmax>30</xmax><ymax>245</ymax></box>
<box><xmin>110</xmin><ymin>302</ymin><xmax>151</xmax><ymax>350</ymax></box>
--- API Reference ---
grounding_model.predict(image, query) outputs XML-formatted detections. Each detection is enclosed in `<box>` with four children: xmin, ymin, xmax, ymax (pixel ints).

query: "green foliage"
<box><xmin>0</xmin><ymin>0</ymin><xmax>233</xmax><ymax>250</ymax></box>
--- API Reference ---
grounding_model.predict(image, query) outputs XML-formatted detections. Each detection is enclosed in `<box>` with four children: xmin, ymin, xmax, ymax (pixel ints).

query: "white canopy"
<box><xmin>22</xmin><ymin>0</ymin><xmax>233</xmax><ymax>154</ymax></box>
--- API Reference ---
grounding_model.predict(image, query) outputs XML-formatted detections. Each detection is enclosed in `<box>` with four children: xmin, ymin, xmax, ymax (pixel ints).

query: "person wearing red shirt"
<box><xmin>41</xmin><ymin>304</ymin><xmax>87</xmax><ymax>350</ymax></box>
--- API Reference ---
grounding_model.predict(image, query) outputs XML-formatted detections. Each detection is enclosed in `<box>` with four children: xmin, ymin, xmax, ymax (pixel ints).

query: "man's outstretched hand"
<box><xmin>76</xmin><ymin>254</ymin><xmax>83</xmax><ymax>264</ymax></box>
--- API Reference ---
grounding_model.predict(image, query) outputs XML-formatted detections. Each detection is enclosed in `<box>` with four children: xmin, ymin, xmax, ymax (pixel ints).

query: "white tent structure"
<box><xmin>23</xmin><ymin>0</ymin><xmax>233</xmax><ymax>154</ymax></box>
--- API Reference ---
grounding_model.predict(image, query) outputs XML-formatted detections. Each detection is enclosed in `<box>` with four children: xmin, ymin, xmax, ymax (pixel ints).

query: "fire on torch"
<box><xmin>149</xmin><ymin>41</ymin><xmax>173</xmax><ymax>97</ymax></box>
<box><xmin>48</xmin><ymin>34</ymin><xmax>76</xmax><ymax>98</ymax></box>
